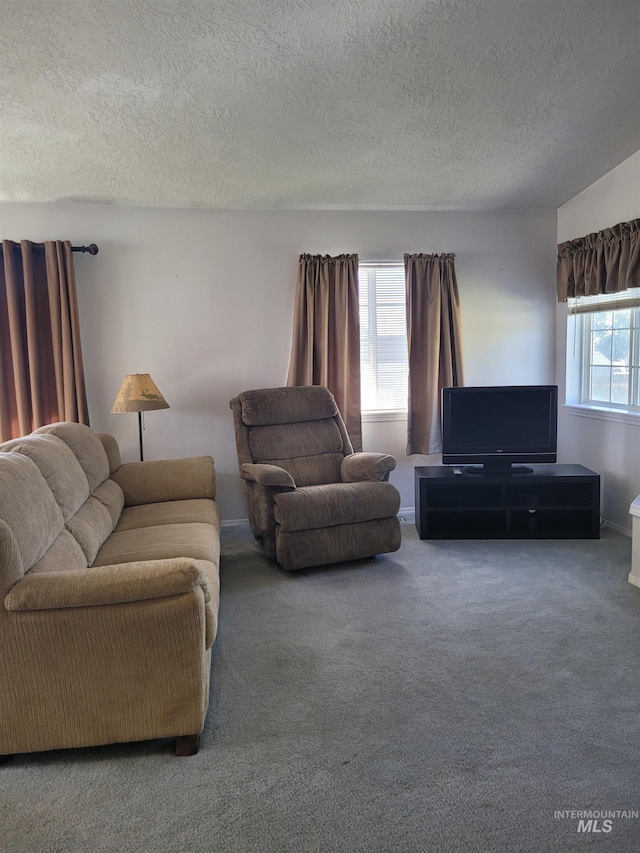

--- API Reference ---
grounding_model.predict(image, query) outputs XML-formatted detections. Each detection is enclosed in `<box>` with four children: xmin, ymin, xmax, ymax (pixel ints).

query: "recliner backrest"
<box><xmin>232</xmin><ymin>386</ymin><xmax>353</xmax><ymax>487</ymax></box>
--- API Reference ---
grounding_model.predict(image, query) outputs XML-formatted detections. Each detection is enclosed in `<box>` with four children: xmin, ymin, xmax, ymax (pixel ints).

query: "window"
<box><xmin>359</xmin><ymin>263</ymin><xmax>408</xmax><ymax>412</ymax></box>
<box><xmin>567</xmin><ymin>289</ymin><xmax>640</xmax><ymax>414</ymax></box>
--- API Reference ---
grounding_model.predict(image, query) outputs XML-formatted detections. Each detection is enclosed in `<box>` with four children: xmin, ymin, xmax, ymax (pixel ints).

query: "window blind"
<box><xmin>571</xmin><ymin>288</ymin><xmax>640</xmax><ymax>314</ymax></box>
<box><xmin>359</xmin><ymin>264</ymin><xmax>408</xmax><ymax>411</ymax></box>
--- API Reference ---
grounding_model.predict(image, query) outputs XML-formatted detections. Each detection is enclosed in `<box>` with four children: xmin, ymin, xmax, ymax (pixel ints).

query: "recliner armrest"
<box><xmin>341</xmin><ymin>452</ymin><xmax>397</xmax><ymax>483</ymax></box>
<box><xmin>241</xmin><ymin>463</ymin><xmax>296</xmax><ymax>489</ymax></box>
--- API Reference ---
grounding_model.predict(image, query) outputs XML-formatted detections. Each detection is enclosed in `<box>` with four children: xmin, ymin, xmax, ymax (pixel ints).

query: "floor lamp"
<box><xmin>111</xmin><ymin>373</ymin><xmax>169</xmax><ymax>461</ymax></box>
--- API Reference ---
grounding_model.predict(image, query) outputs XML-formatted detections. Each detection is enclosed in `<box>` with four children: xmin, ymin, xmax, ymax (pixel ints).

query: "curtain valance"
<box><xmin>556</xmin><ymin>218</ymin><xmax>640</xmax><ymax>302</ymax></box>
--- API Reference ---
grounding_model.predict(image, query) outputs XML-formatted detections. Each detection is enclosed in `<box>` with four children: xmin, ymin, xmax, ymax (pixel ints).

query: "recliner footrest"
<box><xmin>273</xmin><ymin>481</ymin><xmax>400</xmax><ymax>532</ymax></box>
<box><xmin>276</xmin><ymin>517</ymin><xmax>401</xmax><ymax>571</ymax></box>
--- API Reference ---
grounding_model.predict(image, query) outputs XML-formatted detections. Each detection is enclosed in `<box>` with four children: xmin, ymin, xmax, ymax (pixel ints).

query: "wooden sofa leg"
<box><xmin>175</xmin><ymin>734</ymin><xmax>200</xmax><ymax>757</ymax></box>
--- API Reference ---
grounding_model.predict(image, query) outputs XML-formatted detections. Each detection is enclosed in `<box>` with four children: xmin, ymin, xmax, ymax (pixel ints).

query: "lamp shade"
<box><xmin>111</xmin><ymin>374</ymin><xmax>169</xmax><ymax>413</ymax></box>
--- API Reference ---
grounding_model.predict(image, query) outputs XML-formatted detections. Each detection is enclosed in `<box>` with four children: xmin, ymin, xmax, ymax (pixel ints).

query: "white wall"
<box><xmin>556</xmin><ymin>150</ymin><xmax>640</xmax><ymax>533</ymax></box>
<box><xmin>0</xmin><ymin>205</ymin><xmax>557</xmax><ymax>520</ymax></box>
<box><xmin>557</xmin><ymin>151</ymin><xmax>640</xmax><ymax>243</ymax></box>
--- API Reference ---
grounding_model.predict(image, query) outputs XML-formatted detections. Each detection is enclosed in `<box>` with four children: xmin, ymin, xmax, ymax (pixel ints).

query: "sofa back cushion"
<box><xmin>92</xmin><ymin>479</ymin><xmax>126</xmax><ymax>526</ymax></box>
<box><xmin>1</xmin><ymin>423</ymin><xmax>125</xmax><ymax>575</ymax></box>
<box><xmin>29</xmin><ymin>530</ymin><xmax>88</xmax><ymax>574</ymax></box>
<box><xmin>0</xmin><ymin>519</ymin><xmax>22</xmax><ymax>592</ymax></box>
<box><xmin>1</xmin><ymin>434</ymin><xmax>89</xmax><ymax>521</ymax></box>
<box><xmin>34</xmin><ymin>422</ymin><xmax>110</xmax><ymax>492</ymax></box>
<box><xmin>0</xmin><ymin>453</ymin><xmax>65</xmax><ymax>580</ymax></box>
<box><xmin>66</xmin><ymin>485</ymin><xmax>125</xmax><ymax>565</ymax></box>
<box><xmin>96</xmin><ymin>432</ymin><xmax>122</xmax><ymax>475</ymax></box>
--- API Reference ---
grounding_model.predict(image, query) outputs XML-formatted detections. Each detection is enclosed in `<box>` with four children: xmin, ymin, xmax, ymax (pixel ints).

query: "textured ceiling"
<box><xmin>1</xmin><ymin>0</ymin><xmax>639</xmax><ymax>210</ymax></box>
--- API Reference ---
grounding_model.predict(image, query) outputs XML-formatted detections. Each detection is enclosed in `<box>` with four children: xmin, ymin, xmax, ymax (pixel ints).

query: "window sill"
<box><xmin>362</xmin><ymin>410</ymin><xmax>408</xmax><ymax>423</ymax></box>
<box><xmin>562</xmin><ymin>404</ymin><xmax>640</xmax><ymax>427</ymax></box>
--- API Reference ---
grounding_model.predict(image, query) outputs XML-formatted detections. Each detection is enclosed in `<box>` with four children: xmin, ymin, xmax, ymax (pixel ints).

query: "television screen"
<box><xmin>442</xmin><ymin>385</ymin><xmax>558</xmax><ymax>472</ymax></box>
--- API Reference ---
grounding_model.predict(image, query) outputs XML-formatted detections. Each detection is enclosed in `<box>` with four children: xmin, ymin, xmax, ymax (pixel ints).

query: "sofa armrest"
<box><xmin>241</xmin><ymin>462</ymin><xmax>296</xmax><ymax>489</ymax></box>
<box><xmin>112</xmin><ymin>456</ymin><xmax>216</xmax><ymax>506</ymax></box>
<box><xmin>5</xmin><ymin>559</ymin><xmax>212</xmax><ymax>611</ymax></box>
<box><xmin>341</xmin><ymin>452</ymin><xmax>397</xmax><ymax>483</ymax></box>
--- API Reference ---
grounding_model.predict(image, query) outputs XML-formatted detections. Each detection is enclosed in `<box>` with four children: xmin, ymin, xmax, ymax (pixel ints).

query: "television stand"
<box><xmin>415</xmin><ymin>464</ymin><xmax>600</xmax><ymax>539</ymax></box>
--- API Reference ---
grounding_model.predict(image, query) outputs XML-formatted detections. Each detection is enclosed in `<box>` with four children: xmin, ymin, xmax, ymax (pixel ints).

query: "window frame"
<box><xmin>565</xmin><ymin>289</ymin><xmax>640</xmax><ymax>423</ymax></box>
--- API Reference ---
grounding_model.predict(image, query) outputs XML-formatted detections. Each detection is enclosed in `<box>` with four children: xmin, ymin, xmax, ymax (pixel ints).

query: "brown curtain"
<box><xmin>286</xmin><ymin>253</ymin><xmax>362</xmax><ymax>450</ymax></box>
<box><xmin>0</xmin><ymin>240</ymin><xmax>89</xmax><ymax>442</ymax></box>
<box><xmin>405</xmin><ymin>253</ymin><xmax>464</xmax><ymax>456</ymax></box>
<box><xmin>556</xmin><ymin>219</ymin><xmax>640</xmax><ymax>301</ymax></box>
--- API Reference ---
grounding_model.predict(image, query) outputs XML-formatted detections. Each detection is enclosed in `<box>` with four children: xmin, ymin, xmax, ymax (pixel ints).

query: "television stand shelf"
<box><xmin>415</xmin><ymin>464</ymin><xmax>600</xmax><ymax>540</ymax></box>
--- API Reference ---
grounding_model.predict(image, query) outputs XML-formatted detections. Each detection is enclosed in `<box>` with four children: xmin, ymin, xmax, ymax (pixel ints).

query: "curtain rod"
<box><xmin>4</xmin><ymin>242</ymin><xmax>99</xmax><ymax>255</ymax></box>
<box><xmin>34</xmin><ymin>243</ymin><xmax>99</xmax><ymax>255</ymax></box>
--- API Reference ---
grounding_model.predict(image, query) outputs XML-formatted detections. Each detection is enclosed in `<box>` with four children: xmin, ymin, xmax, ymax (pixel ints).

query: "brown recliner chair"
<box><xmin>229</xmin><ymin>386</ymin><xmax>401</xmax><ymax>571</ymax></box>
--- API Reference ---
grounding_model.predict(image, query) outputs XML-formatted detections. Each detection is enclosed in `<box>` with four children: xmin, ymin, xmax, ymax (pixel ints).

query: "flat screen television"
<box><xmin>441</xmin><ymin>385</ymin><xmax>558</xmax><ymax>474</ymax></box>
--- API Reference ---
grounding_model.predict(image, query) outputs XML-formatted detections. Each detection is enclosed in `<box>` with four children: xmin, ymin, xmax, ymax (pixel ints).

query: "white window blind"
<box><xmin>570</xmin><ymin>288</ymin><xmax>640</xmax><ymax>314</ymax></box>
<box><xmin>359</xmin><ymin>264</ymin><xmax>408</xmax><ymax>411</ymax></box>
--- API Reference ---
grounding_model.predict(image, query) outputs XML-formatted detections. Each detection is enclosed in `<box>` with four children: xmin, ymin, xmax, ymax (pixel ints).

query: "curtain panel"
<box><xmin>286</xmin><ymin>253</ymin><xmax>362</xmax><ymax>451</ymax></box>
<box><xmin>556</xmin><ymin>218</ymin><xmax>640</xmax><ymax>302</ymax></box>
<box><xmin>405</xmin><ymin>253</ymin><xmax>464</xmax><ymax>456</ymax></box>
<box><xmin>0</xmin><ymin>240</ymin><xmax>89</xmax><ymax>442</ymax></box>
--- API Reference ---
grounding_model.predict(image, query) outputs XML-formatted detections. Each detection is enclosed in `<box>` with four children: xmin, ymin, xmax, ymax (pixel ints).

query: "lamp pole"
<box><xmin>138</xmin><ymin>411</ymin><xmax>144</xmax><ymax>461</ymax></box>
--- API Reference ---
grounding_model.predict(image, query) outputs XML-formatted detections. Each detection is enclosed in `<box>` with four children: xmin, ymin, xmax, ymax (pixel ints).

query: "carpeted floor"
<box><xmin>2</xmin><ymin>524</ymin><xmax>639</xmax><ymax>853</ymax></box>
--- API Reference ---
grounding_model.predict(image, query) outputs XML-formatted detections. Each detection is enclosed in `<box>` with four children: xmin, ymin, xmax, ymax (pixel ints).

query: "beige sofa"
<box><xmin>0</xmin><ymin>422</ymin><xmax>220</xmax><ymax>759</ymax></box>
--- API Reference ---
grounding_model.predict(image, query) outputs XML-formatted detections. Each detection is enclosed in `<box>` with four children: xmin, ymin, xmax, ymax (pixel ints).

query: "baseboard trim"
<box><xmin>221</xmin><ymin>518</ymin><xmax>250</xmax><ymax>529</ymax></box>
<box><xmin>603</xmin><ymin>520</ymin><xmax>632</xmax><ymax>538</ymax></box>
<box><xmin>223</xmin><ymin>512</ymin><xmax>417</xmax><ymax>528</ymax></box>
<box><xmin>398</xmin><ymin>507</ymin><xmax>415</xmax><ymax>524</ymax></box>
<box><xmin>628</xmin><ymin>573</ymin><xmax>640</xmax><ymax>589</ymax></box>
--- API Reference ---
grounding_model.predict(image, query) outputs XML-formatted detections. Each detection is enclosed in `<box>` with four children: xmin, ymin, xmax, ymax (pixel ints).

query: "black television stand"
<box><xmin>415</xmin><ymin>464</ymin><xmax>600</xmax><ymax>539</ymax></box>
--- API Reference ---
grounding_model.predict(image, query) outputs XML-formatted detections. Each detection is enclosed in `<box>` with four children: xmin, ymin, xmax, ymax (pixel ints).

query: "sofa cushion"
<box><xmin>34</xmin><ymin>422</ymin><xmax>110</xmax><ymax>492</ymax></box>
<box><xmin>0</xmin><ymin>453</ymin><xmax>64</xmax><ymax>574</ymax></box>
<box><xmin>274</xmin><ymin>481</ymin><xmax>401</xmax><ymax>532</ymax></box>
<box><xmin>92</xmin><ymin>479</ymin><xmax>125</xmax><ymax>527</ymax></box>
<box><xmin>115</xmin><ymin>499</ymin><xmax>221</xmax><ymax>533</ymax></box>
<box><xmin>66</xmin><ymin>496</ymin><xmax>119</xmax><ymax>565</ymax></box>
<box><xmin>95</xmin><ymin>432</ymin><xmax>122</xmax><ymax>475</ymax></box>
<box><xmin>0</xmin><ymin>519</ymin><xmax>22</xmax><ymax>593</ymax></box>
<box><xmin>29</xmin><ymin>530</ymin><xmax>88</xmax><ymax>574</ymax></box>
<box><xmin>92</xmin><ymin>522</ymin><xmax>220</xmax><ymax>567</ymax></box>
<box><xmin>239</xmin><ymin>386</ymin><xmax>338</xmax><ymax>426</ymax></box>
<box><xmin>0</xmin><ymin>434</ymin><xmax>89</xmax><ymax>522</ymax></box>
